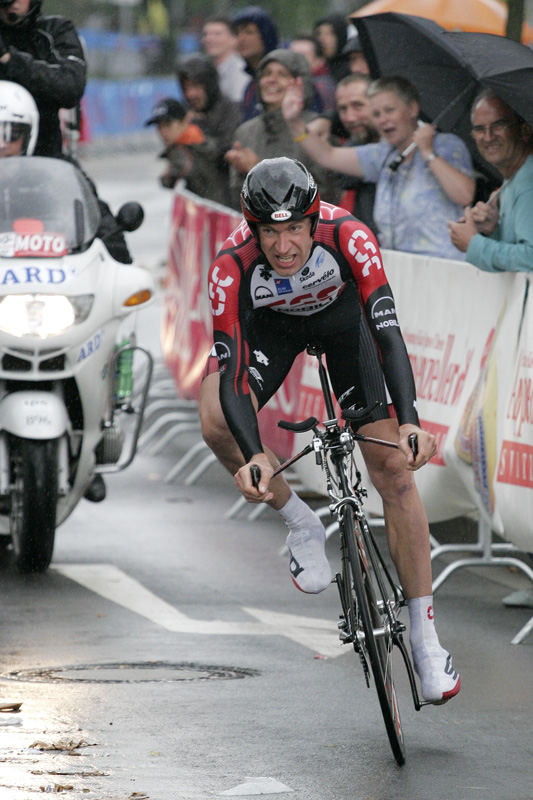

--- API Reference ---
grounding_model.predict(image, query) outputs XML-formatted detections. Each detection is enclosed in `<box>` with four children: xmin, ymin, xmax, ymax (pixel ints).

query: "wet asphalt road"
<box><xmin>0</xmin><ymin>147</ymin><xmax>532</xmax><ymax>800</ymax></box>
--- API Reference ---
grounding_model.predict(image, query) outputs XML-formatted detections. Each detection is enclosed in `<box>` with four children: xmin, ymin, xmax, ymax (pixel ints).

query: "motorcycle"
<box><xmin>0</xmin><ymin>156</ymin><xmax>154</xmax><ymax>573</ymax></box>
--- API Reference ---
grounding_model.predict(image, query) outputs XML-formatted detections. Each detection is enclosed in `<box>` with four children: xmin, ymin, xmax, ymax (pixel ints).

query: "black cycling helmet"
<box><xmin>241</xmin><ymin>157</ymin><xmax>320</xmax><ymax>237</ymax></box>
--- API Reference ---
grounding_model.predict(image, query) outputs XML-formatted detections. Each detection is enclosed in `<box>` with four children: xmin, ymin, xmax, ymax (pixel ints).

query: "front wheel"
<box><xmin>9</xmin><ymin>437</ymin><xmax>58</xmax><ymax>573</ymax></box>
<box><xmin>342</xmin><ymin>505</ymin><xmax>406</xmax><ymax>765</ymax></box>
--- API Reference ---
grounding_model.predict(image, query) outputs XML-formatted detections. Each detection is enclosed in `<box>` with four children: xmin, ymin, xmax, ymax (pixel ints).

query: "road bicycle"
<box><xmin>252</xmin><ymin>344</ymin><xmax>431</xmax><ymax>765</ymax></box>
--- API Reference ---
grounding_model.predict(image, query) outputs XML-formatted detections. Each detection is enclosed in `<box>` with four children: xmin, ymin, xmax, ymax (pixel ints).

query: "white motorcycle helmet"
<box><xmin>0</xmin><ymin>80</ymin><xmax>39</xmax><ymax>155</ymax></box>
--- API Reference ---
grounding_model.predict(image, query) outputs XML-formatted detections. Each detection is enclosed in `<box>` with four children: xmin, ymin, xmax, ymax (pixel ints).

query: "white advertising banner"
<box><xmin>493</xmin><ymin>278</ymin><xmax>533</xmax><ymax>551</ymax></box>
<box><xmin>291</xmin><ymin>251</ymin><xmax>529</xmax><ymax>554</ymax></box>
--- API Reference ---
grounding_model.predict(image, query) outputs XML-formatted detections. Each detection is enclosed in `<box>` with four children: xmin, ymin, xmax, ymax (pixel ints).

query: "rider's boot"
<box><xmin>84</xmin><ymin>473</ymin><xmax>107</xmax><ymax>503</ymax></box>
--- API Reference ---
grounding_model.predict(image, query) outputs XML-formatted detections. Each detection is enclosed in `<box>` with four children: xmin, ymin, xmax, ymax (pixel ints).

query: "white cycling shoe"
<box><xmin>286</xmin><ymin>524</ymin><xmax>332</xmax><ymax>594</ymax></box>
<box><xmin>413</xmin><ymin>647</ymin><xmax>461</xmax><ymax>704</ymax></box>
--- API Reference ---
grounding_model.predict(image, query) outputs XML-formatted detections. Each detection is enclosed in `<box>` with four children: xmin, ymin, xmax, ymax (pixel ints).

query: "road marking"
<box><xmin>54</xmin><ymin>564</ymin><xmax>342</xmax><ymax>658</ymax></box>
<box><xmin>219</xmin><ymin>776</ymin><xmax>294</xmax><ymax>795</ymax></box>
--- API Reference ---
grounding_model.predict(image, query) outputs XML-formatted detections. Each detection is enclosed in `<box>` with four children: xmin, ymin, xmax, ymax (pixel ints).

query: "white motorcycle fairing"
<box><xmin>0</xmin><ymin>391</ymin><xmax>70</xmax><ymax>439</ymax></box>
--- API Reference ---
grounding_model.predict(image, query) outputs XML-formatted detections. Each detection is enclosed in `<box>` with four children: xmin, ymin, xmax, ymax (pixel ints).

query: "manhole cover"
<box><xmin>1</xmin><ymin>661</ymin><xmax>259</xmax><ymax>684</ymax></box>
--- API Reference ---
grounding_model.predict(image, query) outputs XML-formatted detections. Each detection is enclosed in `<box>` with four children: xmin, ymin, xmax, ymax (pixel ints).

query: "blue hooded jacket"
<box><xmin>231</xmin><ymin>6</ymin><xmax>279</xmax><ymax>121</ymax></box>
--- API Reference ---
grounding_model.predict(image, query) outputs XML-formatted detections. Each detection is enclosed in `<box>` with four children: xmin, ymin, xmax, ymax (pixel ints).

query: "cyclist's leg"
<box><xmin>199</xmin><ymin>319</ymin><xmax>331</xmax><ymax>593</ymax></box>
<box><xmin>324</xmin><ymin>313</ymin><xmax>460</xmax><ymax>702</ymax></box>
<box><xmin>358</xmin><ymin>418</ymin><xmax>460</xmax><ymax>703</ymax></box>
<box><xmin>358</xmin><ymin>419</ymin><xmax>431</xmax><ymax>597</ymax></box>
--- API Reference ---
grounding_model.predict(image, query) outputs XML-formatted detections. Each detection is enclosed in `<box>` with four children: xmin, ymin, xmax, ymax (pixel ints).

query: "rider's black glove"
<box><xmin>0</xmin><ymin>33</ymin><xmax>8</xmax><ymax>59</ymax></box>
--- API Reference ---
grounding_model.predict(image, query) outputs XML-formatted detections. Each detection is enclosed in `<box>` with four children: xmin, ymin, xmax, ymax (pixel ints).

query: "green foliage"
<box><xmin>43</xmin><ymin>1</ymin><xmax>351</xmax><ymax>37</ymax></box>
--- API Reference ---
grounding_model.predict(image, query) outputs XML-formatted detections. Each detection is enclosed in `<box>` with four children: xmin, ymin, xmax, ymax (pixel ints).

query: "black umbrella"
<box><xmin>442</xmin><ymin>30</ymin><xmax>533</xmax><ymax>126</ymax></box>
<box><xmin>353</xmin><ymin>13</ymin><xmax>533</xmax><ymax>180</ymax></box>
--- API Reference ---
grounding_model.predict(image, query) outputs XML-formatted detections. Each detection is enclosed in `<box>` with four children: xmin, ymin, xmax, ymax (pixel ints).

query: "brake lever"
<box><xmin>408</xmin><ymin>433</ymin><xmax>419</xmax><ymax>459</ymax></box>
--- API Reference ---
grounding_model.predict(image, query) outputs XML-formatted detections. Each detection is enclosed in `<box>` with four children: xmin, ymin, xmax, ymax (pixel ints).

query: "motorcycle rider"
<box><xmin>0</xmin><ymin>76</ymin><xmax>36</xmax><ymax>155</ymax></box>
<box><xmin>0</xmin><ymin>0</ymin><xmax>86</xmax><ymax>157</ymax></box>
<box><xmin>0</xmin><ymin>79</ymin><xmax>134</xmax><ymax>502</ymax></box>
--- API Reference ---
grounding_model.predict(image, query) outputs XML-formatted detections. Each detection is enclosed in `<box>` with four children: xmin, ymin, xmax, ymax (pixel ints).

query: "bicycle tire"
<box><xmin>341</xmin><ymin>505</ymin><xmax>406</xmax><ymax>765</ymax></box>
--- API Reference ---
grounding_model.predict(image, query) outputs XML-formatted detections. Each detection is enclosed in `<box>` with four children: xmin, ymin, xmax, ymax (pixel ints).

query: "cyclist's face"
<box><xmin>257</xmin><ymin>217</ymin><xmax>313</xmax><ymax>276</ymax></box>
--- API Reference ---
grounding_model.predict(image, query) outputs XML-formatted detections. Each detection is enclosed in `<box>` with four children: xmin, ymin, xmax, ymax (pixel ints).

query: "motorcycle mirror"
<box><xmin>115</xmin><ymin>202</ymin><xmax>144</xmax><ymax>232</ymax></box>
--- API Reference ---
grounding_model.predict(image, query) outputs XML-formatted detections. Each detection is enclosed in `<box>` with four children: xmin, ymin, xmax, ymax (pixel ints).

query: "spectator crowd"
<box><xmin>135</xmin><ymin>4</ymin><xmax>532</xmax><ymax>271</ymax></box>
<box><xmin>1</xmin><ymin>1</ymin><xmax>530</xmax><ymax>271</ymax></box>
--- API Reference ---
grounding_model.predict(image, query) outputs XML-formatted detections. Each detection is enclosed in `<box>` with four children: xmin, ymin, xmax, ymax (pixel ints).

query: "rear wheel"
<box><xmin>342</xmin><ymin>505</ymin><xmax>406</xmax><ymax>765</ymax></box>
<box><xmin>10</xmin><ymin>437</ymin><xmax>58</xmax><ymax>574</ymax></box>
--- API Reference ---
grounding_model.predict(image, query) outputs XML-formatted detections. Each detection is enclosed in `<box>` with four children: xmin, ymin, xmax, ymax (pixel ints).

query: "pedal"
<box><xmin>337</xmin><ymin>617</ymin><xmax>353</xmax><ymax>643</ymax></box>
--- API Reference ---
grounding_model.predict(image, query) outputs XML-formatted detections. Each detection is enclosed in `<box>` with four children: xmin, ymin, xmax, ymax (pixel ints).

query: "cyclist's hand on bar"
<box><xmin>399</xmin><ymin>424</ymin><xmax>437</xmax><ymax>470</ymax></box>
<box><xmin>235</xmin><ymin>452</ymin><xmax>274</xmax><ymax>503</ymax></box>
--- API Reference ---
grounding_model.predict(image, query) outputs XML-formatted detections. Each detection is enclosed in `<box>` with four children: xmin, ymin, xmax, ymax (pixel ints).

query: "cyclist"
<box><xmin>200</xmin><ymin>157</ymin><xmax>460</xmax><ymax>704</ymax></box>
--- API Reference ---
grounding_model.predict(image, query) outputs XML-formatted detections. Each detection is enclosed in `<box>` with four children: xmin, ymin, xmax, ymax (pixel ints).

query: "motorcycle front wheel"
<box><xmin>10</xmin><ymin>437</ymin><xmax>58</xmax><ymax>573</ymax></box>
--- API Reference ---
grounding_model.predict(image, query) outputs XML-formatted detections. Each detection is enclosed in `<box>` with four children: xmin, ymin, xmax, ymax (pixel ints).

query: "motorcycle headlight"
<box><xmin>0</xmin><ymin>294</ymin><xmax>94</xmax><ymax>338</ymax></box>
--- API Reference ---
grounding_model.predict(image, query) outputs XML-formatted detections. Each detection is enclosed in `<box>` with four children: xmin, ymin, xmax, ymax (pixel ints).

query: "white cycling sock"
<box><xmin>279</xmin><ymin>492</ymin><xmax>331</xmax><ymax>594</ymax></box>
<box><xmin>278</xmin><ymin>490</ymin><xmax>315</xmax><ymax>528</ymax></box>
<box><xmin>408</xmin><ymin>596</ymin><xmax>460</xmax><ymax>703</ymax></box>
<box><xmin>408</xmin><ymin>595</ymin><xmax>441</xmax><ymax>654</ymax></box>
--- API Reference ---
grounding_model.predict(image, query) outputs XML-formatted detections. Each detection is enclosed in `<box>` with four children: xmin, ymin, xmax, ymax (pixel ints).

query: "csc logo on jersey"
<box><xmin>348</xmin><ymin>228</ymin><xmax>382</xmax><ymax>277</ymax></box>
<box><xmin>209</xmin><ymin>265</ymin><xmax>234</xmax><ymax>316</ymax></box>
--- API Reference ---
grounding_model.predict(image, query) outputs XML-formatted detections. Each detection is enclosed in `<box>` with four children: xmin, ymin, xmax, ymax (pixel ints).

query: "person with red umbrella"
<box><xmin>448</xmin><ymin>90</ymin><xmax>533</xmax><ymax>271</ymax></box>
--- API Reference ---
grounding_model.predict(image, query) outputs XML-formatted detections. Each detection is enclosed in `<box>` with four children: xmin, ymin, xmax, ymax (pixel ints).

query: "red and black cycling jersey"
<box><xmin>207</xmin><ymin>201</ymin><xmax>419</xmax><ymax>461</ymax></box>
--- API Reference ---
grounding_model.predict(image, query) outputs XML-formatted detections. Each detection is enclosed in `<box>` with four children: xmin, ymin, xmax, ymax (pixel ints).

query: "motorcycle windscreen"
<box><xmin>0</xmin><ymin>156</ymin><xmax>101</xmax><ymax>258</ymax></box>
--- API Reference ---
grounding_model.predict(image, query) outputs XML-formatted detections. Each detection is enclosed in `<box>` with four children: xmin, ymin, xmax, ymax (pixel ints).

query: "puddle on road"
<box><xmin>0</xmin><ymin>661</ymin><xmax>259</xmax><ymax>796</ymax></box>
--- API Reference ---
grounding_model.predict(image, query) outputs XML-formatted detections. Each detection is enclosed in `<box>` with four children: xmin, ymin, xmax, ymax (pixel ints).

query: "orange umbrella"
<box><xmin>351</xmin><ymin>0</ymin><xmax>533</xmax><ymax>43</ymax></box>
